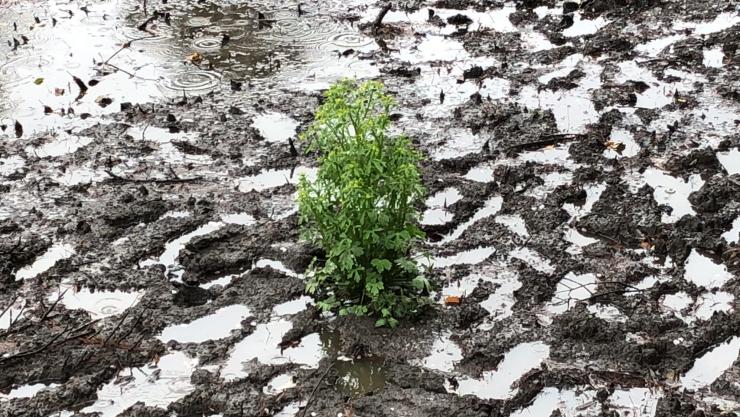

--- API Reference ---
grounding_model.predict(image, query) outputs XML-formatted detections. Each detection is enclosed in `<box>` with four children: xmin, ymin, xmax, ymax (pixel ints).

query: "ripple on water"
<box><xmin>258</xmin><ymin>14</ymin><xmax>340</xmax><ymax>46</ymax></box>
<box><xmin>319</xmin><ymin>32</ymin><xmax>374</xmax><ymax>51</ymax></box>
<box><xmin>81</xmin><ymin>351</ymin><xmax>197</xmax><ymax>415</ymax></box>
<box><xmin>50</xmin><ymin>285</ymin><xmax>143</xmax><ymax>318</ymax></box>
<box><xmin>191</xmin><ymin>36</ymin><xmax>225</xmax><ymax>53</ymax></box>
<box><xmin>159</xmin><ymin>70</ymin><xmax>221</xmax><ymax>96</ymax></box>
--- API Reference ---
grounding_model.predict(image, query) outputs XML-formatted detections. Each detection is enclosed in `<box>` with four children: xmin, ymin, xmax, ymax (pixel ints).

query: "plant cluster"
<box><xmin>297</xmin><ymin>79</ymin><xmax>430</xmax><ymax>327</ymax></box>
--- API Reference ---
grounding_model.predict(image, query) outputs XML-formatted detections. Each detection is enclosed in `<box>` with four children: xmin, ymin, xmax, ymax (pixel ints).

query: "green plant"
<box><xmin>297</xmin><ymin>79</ymin><xmax>430</xmax><ymax>327</ymax></box>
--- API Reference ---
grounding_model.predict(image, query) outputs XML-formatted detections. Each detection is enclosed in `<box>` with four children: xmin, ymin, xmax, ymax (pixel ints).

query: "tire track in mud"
<box><xmin>1</xmin><ymin>0</ymin><xmax>740</xmax><ymax>416</ymax></box>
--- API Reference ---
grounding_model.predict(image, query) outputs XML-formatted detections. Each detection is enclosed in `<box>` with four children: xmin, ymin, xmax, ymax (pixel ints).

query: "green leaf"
<box><xmin>371</xmin><ymin>258</ymin><xmax>392</xmax><ymax>273</ymax></box>
<box><xmin>297</xmin><ymin>79</ymin><xmax>428</xmax><ymax>326</ymax></box>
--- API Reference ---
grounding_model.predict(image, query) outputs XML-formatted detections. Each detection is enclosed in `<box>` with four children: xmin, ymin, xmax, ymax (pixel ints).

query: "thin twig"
<box><xmin>372</xmin><ymin>3</ymin><xmax>391</xmax><ymax>34</ymax></box>
<box><xmin>103</xmin><ymin>309</ymin><xmax>131</xmax><ymax>347</ymax></box>
<box><xmin>301</xmin><ymin>360</ymin><xmax>337</xmax><ymax>417</ymax></box>
<box><xmin>40</xmin><ymin>288</ymin><xmax>68</xmax><ymax>322</ymax></box>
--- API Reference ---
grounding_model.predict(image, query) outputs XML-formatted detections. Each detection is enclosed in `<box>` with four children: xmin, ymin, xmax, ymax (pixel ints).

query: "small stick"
<box><xmin>40</xmin><ymin>288</ymin><xmax>68</xmax><ymax>322</ymax></box>
<box><xmin>372</xmin><ymin>3</ymin><xmax>391</xmax><ymax>34</ymax></box>
<box><xmin>301</xmin><ymin>360</ymin><xmax>337</xmax><ymax>417</ymax></box>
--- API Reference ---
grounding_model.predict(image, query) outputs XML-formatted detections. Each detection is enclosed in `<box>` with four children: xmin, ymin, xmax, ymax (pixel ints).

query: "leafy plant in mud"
<box><xmin>297</xmin><ymin>79</ymin><xmax>430</xmax><ymax>327</ymax></box>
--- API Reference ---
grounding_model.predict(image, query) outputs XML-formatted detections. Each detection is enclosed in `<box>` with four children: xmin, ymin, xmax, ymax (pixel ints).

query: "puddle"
<box><xmin>673</xmin><ymin>12</ymin><xmax>740</xmax><ymax>35</ymax></box>
<box><xmin>587</xmin><ymin>303</ymin><xmax>627</xmax><ymax>323</ymax></box>
<box><xmin>683</xmin><ymin>249</ymin><xmax>733</xmax><ymax>289</ymax></box>
<box><xmin>510</xmin><ymin>387</ymin><xmax>598</xmax><ymax>417</ymax></box>
<box><xmin>0</xmin><ymin>301</ymin><xmax>27</xmax><ymax>330</ymax></box>
<box><xmin>702</xmin><ymin>47</ymin><xmax>725</xmax><ymax>68</ymax></box>
<box><xmin>661</xmin><ymin>291</ymin><xmax>693</xmax><ymax>322</ymax></box>
<box><xmin>455</xmin><ymin>342</ymin><xmax>550</xmax><ymax>400</ymax></box>
<box><xmin>199</xmin><ymin>274</ymin><xmax>236</xmax><ymax>290</ymax></box>
<box><xmin>640</xmin><ymin>168</ymin><xmax>704</xmax><ymax>223</ymax></box>
<box><xmin>0</xmin><ymin>383</ymin><xmax>59</xmax><ymax>400</ymax></box>
<box><xmin>463</xmin><ymin>163</ymin><xmax>495</xmax><ymax>182</ymax></box>
<box><xmin>479</xmin><ymin>272</ymin><xmax>522</xmax><ymax>320</ymax></box>
<box><xmin>252</xmin><ymin>112</ymin><xmax>299</xmax><ymax>143</ymax></box>
<box><xmin>220</xmin><ymin>212</ymin><xmax>256</xmax><ymax>226</ymax></box>
<box><xmin>80</xmin><ymin>351</ymin><xmax>197</xmax><ymax>416</ymax></box>
<box><xmin>139</xmin><ymin>221</ymin><xmax>224</xmax><ymax>281</ymax></box>
<box><xmin>533</xmin><ymin>6</ymin><xmax>560</xmax><ymax>19</ymax></box>
<box><xmin>616</xmin><ymin>61</ymin><xmax>703</xmax><ymax>110</ymax></box>
<box><xmin>494</xmin><ymin>214</ymin><xmax>529</xmax><ymax>237</ymax></box>
<box><xmin>608</xmin><ymin>388</ymin><xmax>662</xmax><ymax>417</ymax></box>
<box><xmin>659</xmin><ymin>289</ymin><xmax>733</xmax><ymax>324</ymax></box>
<box><xmin>54</xmin><ymin>166</ymin><xmax>109</xmax><ymax>186</ymax></box>
<box><xmin>425</xmin><ymin>246</ymin><xmax>496</xmax><ymax>269</ymax></box>
<box><xmin>510</xmin><ymin>247</ymin><xmax>555</xmax><ymax>274</ymax></box>
<box><xmin>158</xmin><ymin>305</ymin><xmax>251</xmax><ymax>344</ymax></box>
<box><xmin>563</xmin><ymin>183</ymin><xmax>606</xmax><ymax>219</ymax></box>
<box><xmin>222</xmin><ymin>321</ymin><xmax>322</xmax><ymax>380</ymax></box>
<box><xmin>680</xmin><ymin>337</ymin><xmax>740</xmax><ymax>390</ymax></box>
<box><xmin>334</xmin><ymin>357</ymin><xmax>386</xmax><ymax>396</ymax></box>
<box><xmin>416</xmin><ymin>332</ymin><xmax>463</xmax><ymax>373</ymax></box>
<box><xmin>263</xmin><ymin>373</ymin><xmax>296</xmax><ymax>395</ymax></box>
<box><xmin>722</xmin><ymin>216</ymin><xmax>740</xmax><ymax>244</ymax></box>
<box><xmin>564</xmin><ymin>227</ymin><xmax>599</xmax><ymax>255</ymax></box>
<box><xmin>272</xmin><ymin>296</ymin><xmax>313</xmax><ymax>316</ymax></box>
<box><xmin>161</xmin><ymin>211</ymin><xmax>191</xmax><ymax>220</ymax></box>
<box><xmin>562</xmin><ymin>13</ymin><xmax>609</xmax><ymax>37</ymax></box>
<box><xmin>254</xmin><ymin>259</ymin><xmax>303</xmax><ymax>279</ymax></box>
<box><xmin>603</xmin><ymin>129</ymin><xmax>640</xmax><ymax>159</ymax></box>
<box><xmin>694</xmin><ymin>291</ymin><xmax>734</xmax><ymax>321</ymax></box>
<box><xmin>49</xmin><ymin>285</ymin><xmax>143</xmax><ymax>319</ymax></box>
<box><xmin>518</xmin><ymin>74</ymin><xmax>600</xmax><ymax>133</ymax></box>
<box><xmin>431</xmin><ymin>128</ymin><xmax>487</xmax><ymax>160</ymax></box>
<box><xmin>439</xmin><ymin>274</ymin><xmax>482</xmax><ymax>300</ymax></box>
<box><xmin>15</xmin><ymin>243</ymin><xmax>75</xmax><ymax>281</ymax></box>
<box><xmin>0</xmin><ymin>156</ymin><xmax>25</xmax><ymax>176</ymax></box>
<box><xmin>140</xmin><ymin>213</ymin><xmax>254</xmax><ymax>282</ymax></box>
<box><xmin>421</xmin><ymin>209</ymin><xmax>455</xmax><ymax>226</ymax></box>
<box><xmin>717</xmin><ymin>148</ymin><xmax>740</xmax><ymax>175</ymax></box>
<box><xmin>631</xmin><ymin>275</ymin><xmax>661</xmax><ymax>293</ymax></box>
<box><xmin>398</xmin><ymin>36</ymin><xmax>470</xmax><ymax>64</ymax></box>
<box><xmin>512</xmin><ymin>387</ymin><xmax>661</xmax><ymax>417</ymax></box>
<box><xmin>437</xmin><ymin>196</ymin><xmax>503</xmax><ymax>244</ymax></box>
<box><xmin>274</xmin><ymin>402</ymin><xmax>302</xmax><ymax>417</ymax></box>
<box><xmin>236</xmin><ymin>166</ymin><xmax>317</xmax><ymax>192</ymax></box>
<box><xmin>517</xmin><ymin>143</ymin><xmax>575</xmax><ymax>166</ymax></box>
<box><xmin>635</xmin><ymin>35</ymin><xmax>686</xmax><ymax>57</ymax></box>
<box><xmin>545</xmin><ymin>272</ymin><xmax>598</xmax><ymax>316</ymax></box>
<box><xmin>25</xmin><ymin>133</ymin><xmax>93</xmax><ymax>158</ymax></box>
<box><xmin>421</xmin><ymin>187</ymin><xmax>462</xmax><ymax>226</ymax></box>
<box><xmin>480</xmin><ymin>77</ymin><xmax>512</xmax><ymax>99</ymax></box>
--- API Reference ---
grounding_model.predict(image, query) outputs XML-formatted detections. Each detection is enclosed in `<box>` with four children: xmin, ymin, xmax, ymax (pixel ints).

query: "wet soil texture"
<box><xmin>1</xmin><ymin>0</ymin><xmax>740</xmax><ymax>416</ymax></box>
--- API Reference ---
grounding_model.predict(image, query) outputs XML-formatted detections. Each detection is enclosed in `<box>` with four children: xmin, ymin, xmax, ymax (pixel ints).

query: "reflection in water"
<box><xmin>320</xmin><ymin>330</ymin><xmax>387</xmax><ymax>396</ymax></box>
<box><xmin>0</xmin><ymin>0</ymin><xmax>375</xmax><ymax>135</ymax></box>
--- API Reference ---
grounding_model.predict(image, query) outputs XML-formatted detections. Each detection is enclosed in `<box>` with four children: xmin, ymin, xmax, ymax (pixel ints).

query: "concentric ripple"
<box><xmin>320</xmin><ymin>32</ymin><xmax>374</xmax><ymax>50</ymax></box>
<box><xmin>159</xmin><ymin>70</ymin><xmax>221</xmax><ymax>95</ymax></box>
<box><xmin>258</xmin><ymin>14</ymin><xmax>340</xmax><ymax>46</ymax></box>
<box><xmin>191</xmin><ymin>36</ymin><xmax>223</xmax><ymax>52</ymax></box>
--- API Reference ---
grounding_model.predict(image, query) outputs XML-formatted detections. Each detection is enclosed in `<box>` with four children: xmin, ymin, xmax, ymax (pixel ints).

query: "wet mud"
<box><xmin>1</xmin><ymin>0</ymin><xmax>739</xmax><ymax>416</ymax></box>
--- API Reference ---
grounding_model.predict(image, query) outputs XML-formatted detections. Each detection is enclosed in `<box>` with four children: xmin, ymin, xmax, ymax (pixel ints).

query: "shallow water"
<box><xmin>0</xmin><ymin>382</ymin><xmax>59</xmax><ymax>400</ymax></box>
<box><xmin>455</xmin><ymin>341</ymin><xmax>550</xmax><ymax>400</ymax></box>
<box><xmin>158</xmin><ymin>304</ymin><xmax>251</xmax><ymax>344</ymax></box>
<box><xmin>2</xmin><ymin>0</ymin><xmax>740</xmax><ymax>415</ymax></box>
<box><xmin>680</xmin><ymin>337</ymin><xmax>740</xmax><ymax>390</ymax></box>
<box><xmin>80</xmin><ymin>351</ymin><xmax>197</xmax><ymax>416</ymax></box>
<box><xmin>14</xmin><ymin>243</ymin><xmax>75</xmax><ymax>281</ymax></box>
<box><xmin>50</xmin><ymin>285</ymin><xmax>143</xmax><ymax>319</ymax></box>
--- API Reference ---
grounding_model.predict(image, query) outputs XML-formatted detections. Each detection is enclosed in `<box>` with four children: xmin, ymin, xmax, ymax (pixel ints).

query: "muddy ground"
<box><xmin>1</xmin><ymin>0</ymin><xmax>739</xmax><ymax>416</ymax></box>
